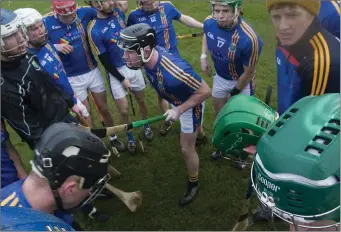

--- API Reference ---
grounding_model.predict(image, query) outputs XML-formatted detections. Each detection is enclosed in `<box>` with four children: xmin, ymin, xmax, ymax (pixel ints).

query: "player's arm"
<box><xmin>87</xmin><ymin>24</ymin><xmax>126</xmax><ymax>82</ymax></box>
<box><xmin>177</xmin><ymin>79</ymin><xmax>211</xmax><ymax>115</ymax></box>
<box><xmin>233</xmin><ymin>36</ymin><xmax>263</xmax><ymax>96</ymax></box>
<box><xmin>178</xmin><ymin>14</ymin><xmax>203</xmax><ymax>29</ymax></box>
<box><xmin>169</xmin><ymin>2</ymin><xmax>203</xmax><ymax>29</ymax></box>
<box><xmin>5</xmin><ymin>139</ymin><xmax>27</xmax><ymax>179</ymax></box>
<box><xmin>298</xmin><ymin>51</ymin><xmax>332</xmax><ymax>96</ymax></box>
<box><xmin>1</xmin><ymin>120</ymin><xmax>26</xmax><ymax>179</ymax></box>
<box><xmin>116</xmin><ymin>1</ymin><xmax>128</xmax><ymax>14</ymax></box>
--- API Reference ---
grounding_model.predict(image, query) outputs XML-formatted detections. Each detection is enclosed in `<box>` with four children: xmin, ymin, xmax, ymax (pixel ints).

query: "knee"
<box><xmin>119</xmin><ymin>107</ymin><xmax>129</xmax><ymax>118</ymax></box>
<box><xmin>97</xmin><ymin>102</ymin><xmax>109</xmax><ymax>114</ymax></box>
<box><xmin>181</xmin><ymin>144</ymin><xmax>195</xmax><ymax>156</ymax></box>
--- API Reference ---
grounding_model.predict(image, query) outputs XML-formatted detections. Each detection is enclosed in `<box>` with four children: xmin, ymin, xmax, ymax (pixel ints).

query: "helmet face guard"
<box><xmin>210</xmin><ymin>0</ymin><xmax>242</xmax><ymax>30</ymax></box>
<box><xmin>1</xmin><ymin>10</ymin><xmax>28</xmax><ymax>60</ymax></box>
<box><xmin>250</xmin><ymin>94</ymin><xmax>341</xmax><ymax>231</ymax></box>
<box><xmin>52</xmin><ymin>0</ymin><xmax>78</xmax><ymax>24</ymax></box>
<box><xmin>212</xmin><ymin>94</ymin><xmax>278</xmax><ymax>163</ymax></box>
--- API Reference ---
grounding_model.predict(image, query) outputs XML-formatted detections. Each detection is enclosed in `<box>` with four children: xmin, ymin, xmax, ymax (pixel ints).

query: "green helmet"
<box><xmin>212</xmin><ymin>94</ymin><xmax>278</xmax><ymax>162</ymax></box>
<box><xmin>251</xmin><ymin>93</ymin><xmax>340</xmax><ymax>230</ymax></box>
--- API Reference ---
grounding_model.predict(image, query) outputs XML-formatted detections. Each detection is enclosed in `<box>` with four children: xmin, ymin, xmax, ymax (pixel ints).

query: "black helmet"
<box><xmin>118</xmin><ymin>23</ymin><xmax>156</xmax><ymax>56</ymax></box>
<box><xmin>31</xmin><ymin>122</ymin><xmax>111</xmax><ymax>211</ymax></box>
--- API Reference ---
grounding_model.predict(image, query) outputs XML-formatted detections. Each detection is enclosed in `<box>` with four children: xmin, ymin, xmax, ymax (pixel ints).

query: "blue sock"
<box><xmin>144</xmin><ymin>123</ymin><xmax>150</xmax><ymax>129</ymax></box>
<box><xmin>127</xmin><ymin>131</ymin><xmax>135</xmax><ymax>141</ymax></box>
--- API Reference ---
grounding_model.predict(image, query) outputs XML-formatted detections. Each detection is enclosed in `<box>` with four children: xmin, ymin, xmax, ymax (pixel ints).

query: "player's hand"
<box><xmin>164</xmin><ymin>108</ymin><xmax>181</xmax><ymax>122</ymax></box>
<box><xmin>200</xmin><ymin>57</ymin><xmax>212</xmax><ymax>77</ymax></box>
<box><xmin>54</xmin><ymin>44</ymin><xmax>73</xmax><ymax>55</ymax></box>
<box><xmin>122</xmin><ymin>79</ymin><xmax>132</xmax><ymax>91</ymax></box>
<box><xmin>71</xmin><ymin>104</ymin><xmax>82</xmax><ymax>118</ymax></box>
<box><xmin>76</xmin><ymin>98</ymin><xmax>89</xmax><ymax>118</ymax></box>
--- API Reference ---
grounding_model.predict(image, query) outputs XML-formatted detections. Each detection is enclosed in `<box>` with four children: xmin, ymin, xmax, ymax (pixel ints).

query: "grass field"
<box><xmin>4</xmin><ymin>0</ymin><xmax>287</xmax><ymax>231</ymax></box>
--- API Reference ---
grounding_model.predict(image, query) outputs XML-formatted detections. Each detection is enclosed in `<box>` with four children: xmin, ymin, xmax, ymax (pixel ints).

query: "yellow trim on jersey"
<box><xmin>240</xmin><ymin>21</ymin><xmax>259</xmax><ymax>67</ymax></box>
<box><xmin>331</xmin><ymin>0</ymin><xmax>341</xmax><ymax>15</ymax></box>
<box><xmin>77</xmin><ymin>22</ymin><xmax>95</xmax><ymax>70</ymax></box>
<box><xmin>87</xmin><ymin>19</ymin><xmax>101</xmax><ymax>56</ymax></box>
<box><xmin>309</xmin><ymin>32</ymin><xmax>330</xmax><ymax>95</ymax></box>
<box><xmin>9</xmin><ymin>197</ymin><xmax>19</xmax><ymax>207</ymax></box>
<box><xmin>1</xmin><ymin>192</ymin><xmax>16</xmax><ymax>206</ymax></box>
<box><xmin>161</xmin><ymin>56</ymin><xmax>201</xmax><ymax>89</ymax></box>
<box><xmin>204</xmin><ymin>15</ymin><xmax>213</xmax><ymax>22</ymax></box>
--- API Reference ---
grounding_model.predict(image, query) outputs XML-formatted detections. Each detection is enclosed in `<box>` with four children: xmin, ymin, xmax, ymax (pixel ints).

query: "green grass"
<box><xmin>4</xmin><ymin>0</ymin><xmax>287</xmax><ymax>231</ymax></box>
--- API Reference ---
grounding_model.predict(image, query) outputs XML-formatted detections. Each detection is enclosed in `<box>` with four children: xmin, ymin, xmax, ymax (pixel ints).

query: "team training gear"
<box><xmin>118</xmin><ymin>23</ymin><xmax>157</xmax><ymax>67</ymax></box>
<box><xmin>44</xmin><ymin>6</ymin><xmax>98</xmax><ymax>77</ymax></box>
<box><xmin>210</xmin><ymin>0</ymin><xmax>243</xmax><ymax>30</ymax></box>
<box><xmin>30</xmin><ymin>122</ymin><xmax>111</xmax><ymax>212</ymax></box>
<box><xmin>0</xmin><ymin>9</ymin><xmax>28</xmax><ymax>59</ymax></box>
<box><xmin>127</xmin><ymin>1</ymin><xmax>182</xmax><ymax>55</ymax></box>
<box><xmin>52</xmin><ymin>0</ymin><xmax>78</xmax><ymax>24</ymax></box>
<box><xmin>318</xmin><ymin>0</ymin><xmax>340</xmax><ymax>39</ymax></box>
<box><xmin>1</xmin><ymin>206</ymin><xmax>75</xmax><ymax>231</ymax></box>
<box><xmin>14</xmin><ymin>8</ymin><xmax>48</xmax><ymax>47</ymax></box>
<box><xmin>251</xmin><ymin>93</ymin><xmax>340</xmax><ymax>230</ymax></box>
<box><xmin>203</xmin><ymin>15</ymin><xmax>263</xmax><ymax>81</ymax></box>
<box><xmin>212</xmin><ymin>94</ymin><xmax>278</xmax><ymax>162</ymax></box>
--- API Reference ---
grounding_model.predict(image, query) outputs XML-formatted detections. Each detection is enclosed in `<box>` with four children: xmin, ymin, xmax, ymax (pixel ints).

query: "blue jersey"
<box><xmin>144</xmin><ymin>46</ymin><xmax>202</xmax><ymax>106</ymax></box>
<box><xmin>88</xmin><ymin>8</ymin><xmax>126</xmax><ymax>68</ymax></box>
<box><xmin>0</xmin><ymin>179</ymin><xmax>74</xmax><ymax>225</ymax></box>
<box><xmin>44</xmin><ymin>7</ymin><xmax>97</xmax><ymax>77</ymax></box>
<box><xmin>127</xmin><ymin>2</ymin><xmax>182</xmax><ymax>55</ymax></box>
<box><xmin>276</xmin><ymin>18</ymin><xmax>340</xmax><ymax>115</ymax></box>
<box><xmin>0</xmin><ymin>179</ymin><xmax>31</xmax><ymax>208</ymax></box>
<box><xmin>28</xmin><ymin>41</ymin><xmax>76</xmax><ymax>104</ymax></box>
<box><xmin>204</xmin><ymin>16</ymin><xmax>263</xmax><ymax>80</ymax></box>
<box><xmin>1</xmin><ymin>120</ymin><xmax>18</xmax><ymax>188</ymax></box>
<box><xmin>318</xmin><ymin>0</ymin><xmax>340</xmax><ymax>39</ymax></box>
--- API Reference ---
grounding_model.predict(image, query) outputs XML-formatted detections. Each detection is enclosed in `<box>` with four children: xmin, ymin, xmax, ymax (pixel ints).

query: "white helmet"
<box><xmin>14</xmin><ymin>8</ymin><xmax>48</xmax><ymax>47</ymax></box>
<box><xmin>0</xmin><ymin>9</ymin><xmax>28</xmax><ymax>60</ymax></box>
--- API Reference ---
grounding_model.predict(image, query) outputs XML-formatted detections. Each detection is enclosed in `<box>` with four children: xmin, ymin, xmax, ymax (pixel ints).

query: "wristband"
<box><xmin>200</xmin><ymin>53</ymin><xmax>207</xmax><ymax>60</ymax></box>
<box><xmin>230</xmin><ymin>86</ymin><xmax>242</xmax><ymax>96</ymax></box>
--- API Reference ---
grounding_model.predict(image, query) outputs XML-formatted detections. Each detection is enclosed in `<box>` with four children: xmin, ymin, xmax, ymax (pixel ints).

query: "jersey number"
<box><xmin>217</xmin><ymin>40</ymin><xmax>225</xmax><ymax>48</ymax></box>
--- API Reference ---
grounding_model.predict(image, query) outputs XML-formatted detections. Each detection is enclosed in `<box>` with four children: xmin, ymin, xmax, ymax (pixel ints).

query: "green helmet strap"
<box><xmin>212</xmin><ymin>95</ymin><xmax>278</xmax><ymax>161</ymax></box>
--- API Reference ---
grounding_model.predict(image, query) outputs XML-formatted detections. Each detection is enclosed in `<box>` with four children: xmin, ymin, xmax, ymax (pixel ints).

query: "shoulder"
<box><xmin>238</xmin><ymin>19</ymin><xmax>263</xmax><ymax>46</ymax></box>
<box><xmin>204</xmin><ymin>15</ymin><xmax>215</xmax><ymax>27</ymax></box>
<box><xmin>160</xmin><ymin>1</ymin><xmax>176</xmax><ymax>8</ymax></box>
<box><xmin>87</xmin><ymin>19</ymin><xmax>100</xmax><ymax>34</ymax></box>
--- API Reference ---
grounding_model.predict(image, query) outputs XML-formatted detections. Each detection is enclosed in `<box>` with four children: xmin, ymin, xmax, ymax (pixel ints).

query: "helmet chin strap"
<box><xmin>217</xmin><ymin>10</ymin><xmax>240</xmax><ymax>30</ymax></box>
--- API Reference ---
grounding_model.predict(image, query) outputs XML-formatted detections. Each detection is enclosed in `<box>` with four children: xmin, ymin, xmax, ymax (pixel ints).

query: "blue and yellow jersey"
<box><xmin>88</xmin><ymin>8</ymin><xmax>126</xmax><ymax>68</ymax></box>
<box><xmin>276</xmin><ymin>18</ymin><xmax>340</xmax><ymax>115</ymax></box>
<box><xmin>144</xmin><ymin>46</ymin><xmax>202</xmax><ymax>106</ymax></box>
<box><xmin>1</xmin><ymin>179</ymin><xmax>31</xmax><ymax>208</ymax></box>
<box><xmin>28</xmin><ymin>41</ymin><xmax>76</xmax><ymax>104</ymax></box>
<box><xmin>44</xmin><ymin>7</ymin><xmax>97</xmax><ymax>77</ymax></box>
<box><xmin>127</xmin><ymin>1</ymin><xmax>182</xmax><ymax>55</ymax></box>
<box><xmin>318</xmin><ymin>0</ymin><xmax>340</xmax><ymax>39</ymax></box>
<box><xmin>204</xmin><ymin>16</ymin><xmax>263</xmax><ymax>80</ymax></box>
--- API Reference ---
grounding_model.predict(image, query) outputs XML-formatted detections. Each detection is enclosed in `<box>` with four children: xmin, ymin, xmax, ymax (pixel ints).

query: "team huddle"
<box><xmin>0</xmin><ymin>0</ymin><xmax>340</xmax><ymax>231</ymax></box>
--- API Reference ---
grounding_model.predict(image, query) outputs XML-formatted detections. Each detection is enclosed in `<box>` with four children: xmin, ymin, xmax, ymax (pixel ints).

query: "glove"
<box><xmin>77</xmin><ymin>98</ymin><xmax>89</xmax><ymax>118</ymax></box>
<box><xmin>164</xmin><ymin>107</ymin><xmax>181</xmax><ymax>122</ymax></box>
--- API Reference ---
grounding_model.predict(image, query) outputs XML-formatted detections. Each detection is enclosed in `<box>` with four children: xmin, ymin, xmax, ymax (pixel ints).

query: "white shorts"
<box><xmin>107</xmin><ymin>66</ymin><xmax>146</xmax><ymax>100</ymax></box>
<box><xmin>172</xmin><ymin>101</ymin><xmax>206</xmax><ymax>134</ymax></box>
<box><xmin>212</xmin><ymin>74</ymin><xmax>254</xmax><ymax>98</ymax></box>
<box><xmin>68</xmin><ymin>67</ymin><xmax>106</xmax><ymax>102</ymax></box>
